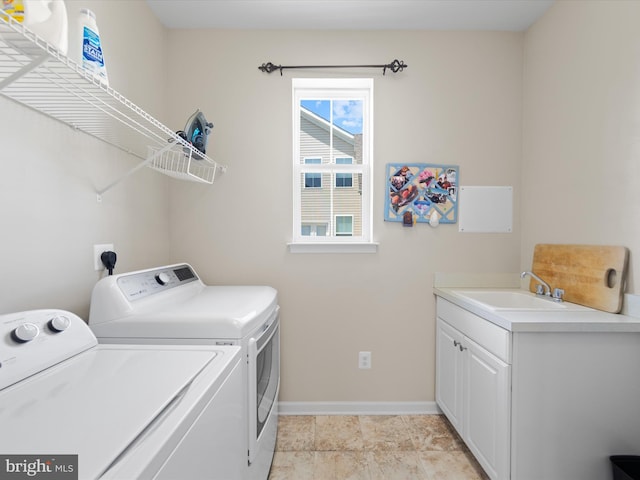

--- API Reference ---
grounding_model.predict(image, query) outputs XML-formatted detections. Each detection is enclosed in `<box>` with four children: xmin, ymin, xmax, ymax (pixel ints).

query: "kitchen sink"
<box><xmin>453</xmin><ymin>289</ymin><xmax>593</xmax><ymax>311</ymax></box>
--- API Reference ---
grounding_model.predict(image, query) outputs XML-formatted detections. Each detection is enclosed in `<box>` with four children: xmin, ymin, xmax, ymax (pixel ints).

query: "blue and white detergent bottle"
<box><xmin>1</xmin><ymin>0</ymin><xmax>68</xmax><ymax>55</ymax></box>
<box><xmin>68</xmin><ymin>8</ymin><xmax>108</xmax><ymax>85</ymax></box>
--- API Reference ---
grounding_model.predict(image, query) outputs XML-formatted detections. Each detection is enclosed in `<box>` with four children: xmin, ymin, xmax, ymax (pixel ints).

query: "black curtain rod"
<box><xmin>258</xmin><ymin>59</ymin><xmax>407</xmax><ymax>76</ymax></box>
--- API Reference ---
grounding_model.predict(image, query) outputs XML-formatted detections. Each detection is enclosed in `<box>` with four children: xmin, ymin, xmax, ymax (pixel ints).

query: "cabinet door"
<box><xmin>464</xmin><ymin>336</ymin><xmax>511</xmax><ymax>480</ymax></box>
<box><xmin>436</xmin><ymin>318</ymin><xmax>464</xmax><ymax>433</ymax></box>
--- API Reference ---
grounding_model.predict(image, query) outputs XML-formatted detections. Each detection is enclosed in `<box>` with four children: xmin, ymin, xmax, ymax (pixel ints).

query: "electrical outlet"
<box><xmin>358</xmin><ymin>351</ymin><xmax>372</xmax><ymax>369</ymax></box>
<box><xmin>94</xmin><ymin>244</ymin><xmax>114</xmax><ymax>271</ymax></box>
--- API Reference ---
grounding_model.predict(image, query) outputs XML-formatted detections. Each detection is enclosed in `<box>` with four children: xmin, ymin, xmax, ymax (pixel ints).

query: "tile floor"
<box><xmin>268</xmin><ymin>415</ymin><xmax>489</xmax><ymax>480</ymax></box>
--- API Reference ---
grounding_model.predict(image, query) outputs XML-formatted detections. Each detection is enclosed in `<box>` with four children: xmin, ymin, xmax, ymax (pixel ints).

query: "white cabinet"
<box><xmin>436</xmin><ymin>298</ymin><xmax>511</xmax><ymax>480</ymax></box>
<box><xmin>435</xmin><ymin>293</ymin><xmax>640</xmax><ymax>480</ymax></box>
<box><xmin>435</xmin><ymin>319</ymin><xmax>464</xmax><ymax>430</ymax></box>
<box><xmin>464</xmin><ymin>336</ymin><xmax>510</xmax><ymax>480</ymax></box>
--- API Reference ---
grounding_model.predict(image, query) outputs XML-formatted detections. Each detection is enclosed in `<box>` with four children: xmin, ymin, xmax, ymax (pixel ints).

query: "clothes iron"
<box><xmin>174</xmin><ymin>110</ymin><xmax>213</xmax><ymax>160</ymax></box>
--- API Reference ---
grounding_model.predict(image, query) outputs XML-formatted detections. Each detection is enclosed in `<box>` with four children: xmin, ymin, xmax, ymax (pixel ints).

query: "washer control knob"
<box><xmin>155</xmin><ymin>272</ymin><xmax>170</xmax><ymax>285</ymax></box>
<box><xmin>12</xmin><ymin>323</ymin><xmax>40</xmax><ymax>343</ymax></box>
<box><xmin>48</xmin><ymin>315</ymin><xmax>71</xmax><ymax>333</ymax></box>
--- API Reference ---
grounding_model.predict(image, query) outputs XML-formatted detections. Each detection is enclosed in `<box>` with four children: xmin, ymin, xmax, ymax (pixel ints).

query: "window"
<box><xmin>291</xmin><ymin>78</ymin><xmax>374</xmax><ymax>252</ymax></box>
<box><xmin>335</xmin><ymin>215</ymin><xmax>353</xmax><ymax>236</ymax></box>
<box><xmin>304</xmin><ymin>158</ymin><xmax>322</xmax><ymax>188</ymax></box>
<box><xmin>301</xmin><ymin>223</ymin><xmax>328</xmax><ymax>236</ymax></box>
<box><xmin>335</xmin><ymin>157</ymin><xmax>353</xmax><ymax>188</ymax></box>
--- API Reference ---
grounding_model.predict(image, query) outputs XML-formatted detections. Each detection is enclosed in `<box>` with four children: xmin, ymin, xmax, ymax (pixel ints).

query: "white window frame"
<box><xmin>290</xmin><ymin>78</ymin><xmax>376</xmax><ymax>253</ymax></box>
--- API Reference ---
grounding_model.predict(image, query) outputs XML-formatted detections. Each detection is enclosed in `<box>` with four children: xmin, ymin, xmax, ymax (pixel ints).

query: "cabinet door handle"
<box><xmin>453</xmin><ymin>340</ymin><xmax>467</xmax><ymax>352</ymax></box>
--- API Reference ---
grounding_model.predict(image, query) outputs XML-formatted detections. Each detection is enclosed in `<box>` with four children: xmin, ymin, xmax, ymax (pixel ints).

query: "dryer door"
<box><xmin>248</xmin><ymin>310</ymin><xmax>280</xmax><ymax>464</ymax></box>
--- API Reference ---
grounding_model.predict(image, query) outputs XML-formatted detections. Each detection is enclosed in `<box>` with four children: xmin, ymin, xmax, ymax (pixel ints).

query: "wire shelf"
<box><xmin>0</xmin><ymin>15</ymin><xmax>226</xmax><ymax>192</ymax></box>
<box><xmin>148</xmin><ymin>146</ymin><xmax>217</xmax><ymax>183</ymax></box>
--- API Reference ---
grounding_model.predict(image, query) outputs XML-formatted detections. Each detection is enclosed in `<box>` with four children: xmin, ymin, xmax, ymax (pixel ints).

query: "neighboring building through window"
<box><xmin>335</xmin><ymin>215</ymin><xmax>353</xmax><ymax>236</ymax></box>
<box><xmin>292</xmin><ymin>78</ymin><xmax>373</xmax><ymax>246</ymax></box>
<box><xmin>301</xmin><ymin>223</ymin><xmax>328</xmax><ymax>236</ymax></box>
<box><xmin>304</xmin><ymin>158</ymin><xmax>322</xmax><ymax>188</ymax></box>
<box><xmin>335</xmin><ymin>157</ymin><xmax>353</xmax><ymax>188</ymax></box>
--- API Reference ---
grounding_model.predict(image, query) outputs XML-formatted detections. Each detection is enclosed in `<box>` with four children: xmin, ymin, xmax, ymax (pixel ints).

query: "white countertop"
<box><xmin>434</xmin><ymin>286</ymin><xmax>640</xmax><ymax>333</ymax></box>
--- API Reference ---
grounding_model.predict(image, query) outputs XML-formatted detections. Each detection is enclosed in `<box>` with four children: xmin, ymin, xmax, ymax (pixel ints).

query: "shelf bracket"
<box><xmin>0</xmin><ymin>53</ymin><xmax>49</xmax><ymax>91</ymax></box>
<box><xmin>96</xmin><ymin>142</ymin><xmax>175</xmax><ymax>200</ymax></box>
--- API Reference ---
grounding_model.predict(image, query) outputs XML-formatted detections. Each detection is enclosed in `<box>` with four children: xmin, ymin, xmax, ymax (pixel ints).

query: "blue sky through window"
<box><xmin>301</xmin><ymin>99</ymin><xmax>363</xmax><ymax>135</ymax></box>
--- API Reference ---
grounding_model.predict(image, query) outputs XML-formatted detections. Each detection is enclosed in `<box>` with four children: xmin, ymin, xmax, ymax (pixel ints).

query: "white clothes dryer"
<box><xmin>88</xmin><ymin>263</ymin><xmax>280</xmax><ymax>480</ymax></box>
<box><xmin>0</xmin><ymin>309</ymin><xmax>244</xmax><ymax>480</ymax></box>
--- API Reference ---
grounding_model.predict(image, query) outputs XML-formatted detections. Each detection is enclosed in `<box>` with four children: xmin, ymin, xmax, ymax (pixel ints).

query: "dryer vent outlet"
<box><xmin>358</xmin><ymin>351</ymin><xmax>371</xmax><ymax>369</ymax></box>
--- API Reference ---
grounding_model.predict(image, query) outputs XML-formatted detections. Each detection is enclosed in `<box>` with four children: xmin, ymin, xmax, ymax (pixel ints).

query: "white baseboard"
<box><xmin>277</xmin><ymin>401</ymin><xmax>441</xmax><ymax>416</ymax></box>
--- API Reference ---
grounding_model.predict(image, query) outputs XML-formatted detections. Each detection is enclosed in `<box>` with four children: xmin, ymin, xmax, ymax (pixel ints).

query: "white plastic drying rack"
<box><xmin>0</xmin><ymin>15</ymin><xmax>226</xmax><ymax>200</ymax></box>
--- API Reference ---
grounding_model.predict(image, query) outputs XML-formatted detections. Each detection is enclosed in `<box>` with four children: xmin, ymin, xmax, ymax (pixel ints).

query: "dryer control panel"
<box><xmin>89</xmin><ymin>264</ymin><xmax>206</xmax><ymax>326</ymax></box>
<box><xmin>116</xmin><ymin>264</ymin><xmax>201</xmax><ymax>301</ymax></box>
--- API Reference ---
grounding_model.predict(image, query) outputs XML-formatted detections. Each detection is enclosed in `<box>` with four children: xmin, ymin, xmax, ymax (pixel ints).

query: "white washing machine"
<box><xmin>0</xmin><ymin>309</ymin><xmax>244</xmax><ymax>480</ymax></box>
<box><xmin>88</xmin><ymin>263</ymin><xmax>280</xmax><ymax>480</ymax></box>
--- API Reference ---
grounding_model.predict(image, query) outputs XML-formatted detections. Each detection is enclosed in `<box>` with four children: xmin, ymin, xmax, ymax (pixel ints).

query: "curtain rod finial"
<box><xmin>259</xmin><ymin>62</ymin><xmax>282</xmax><ymax>74</ymax></box>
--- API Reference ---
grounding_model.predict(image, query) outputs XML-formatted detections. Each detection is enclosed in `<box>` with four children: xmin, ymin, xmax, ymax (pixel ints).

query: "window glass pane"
<box><xmin>305</xmin><ymin>173</ymin><xmax>321</xmax><ymax>188</ymax></box>
<box><xmin>304</xmin><ymin>158</ymin><xmax>322</xmax><ymax>188</ymax></box>
<box><xmin>300</xmin><ymin>102</ymin><xmax>330</xmax><ymax>164</ymax></box>
<box><xmin>336</xmin><ymin>216</ymin><xmax>353</xmax><ymax>236</ymax></box>
<box><xmin>332</xmin><ymin>100</ymin><xmax>363</xmax><ymax>135</ymax></box>
<box><xmin>336</xmin><ymin>174</ymin><xmax>351</xmax><ymax>187</ymax></box>
<box><xmin>298</xmin><ymin>102</ymin><xmax>362</xmax><ymax>236</ymax></box>
<box><xmin>300</xmin><ymin>171</ymin><xmax>361</xmax><ymax>237</ymax></box>
<box><xmin>293</xmin><ymin>79</ymin><xmax>372</xmax><ymax>244</ymax></box>
<box><xmin>301</xmin><ymin>224</ymin><xmax>328</xmax><ymax>236</ymax></box>
<box><xmin>300</xmin><ymin>172</ymin><xmax>331</xmax><ymax>232</ymax></box>
<box><xmin>331</xmin><ymin>102</ymin><xmax>361</xmax><ymax>186</ymax></box>
<box><xmin>335</xmin><ymin>157</ymin><xmax>353</xmax><ymax>188</ymax></box>
<box><xmin>301</xmin><ymin>100</ymin><xmax>330</xmax><ymax>122</ymax></box>
<box><xmin>334</xmin><ymin>173</ymin><xmax>361</xmax><ymax>236</ymax></box>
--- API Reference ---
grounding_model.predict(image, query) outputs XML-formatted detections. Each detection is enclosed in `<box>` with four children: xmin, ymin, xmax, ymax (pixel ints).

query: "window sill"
<box><xmin>288</xmin><ymin>242</ymin><xmax>379</xmax><ymax>254</ymax></box>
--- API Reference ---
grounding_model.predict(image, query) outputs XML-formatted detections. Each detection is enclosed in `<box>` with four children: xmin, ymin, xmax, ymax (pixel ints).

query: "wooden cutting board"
<box><xmin>529</xmin><ymin>244</ymin><xmax>629</xmax><ymax>313</ymax></box>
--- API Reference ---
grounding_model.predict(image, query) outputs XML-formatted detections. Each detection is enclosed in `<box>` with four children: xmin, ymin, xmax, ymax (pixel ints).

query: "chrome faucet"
<box><xmin>521</xmin><ymin>271</ymin><xmax>551</xmax><ymax>297</ymax></box>
<box><xmin>552</xmin><ymin>288</ymin><xmax>565</xmax><ymax>302</ymax></box>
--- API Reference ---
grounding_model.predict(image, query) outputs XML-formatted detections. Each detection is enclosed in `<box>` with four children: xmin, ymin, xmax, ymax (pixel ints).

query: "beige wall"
<box><xmin>0</xmin><ymin>0</ymin><xmax>170</xmax><ymax>317</ymax></box>
<box><xmin>165</xmin><ymin>30</ymin><xmax>523</xmax><ymax>402</ymax></box>
<box><xmin>8</xmin><ymin>0</ymin><xmax>636</xmax><ymax>405</ymax></box>
<box><xmin>522</xmin><ymin>0</ymin><xmax>640</xmax><ymax>292</ymax></box>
